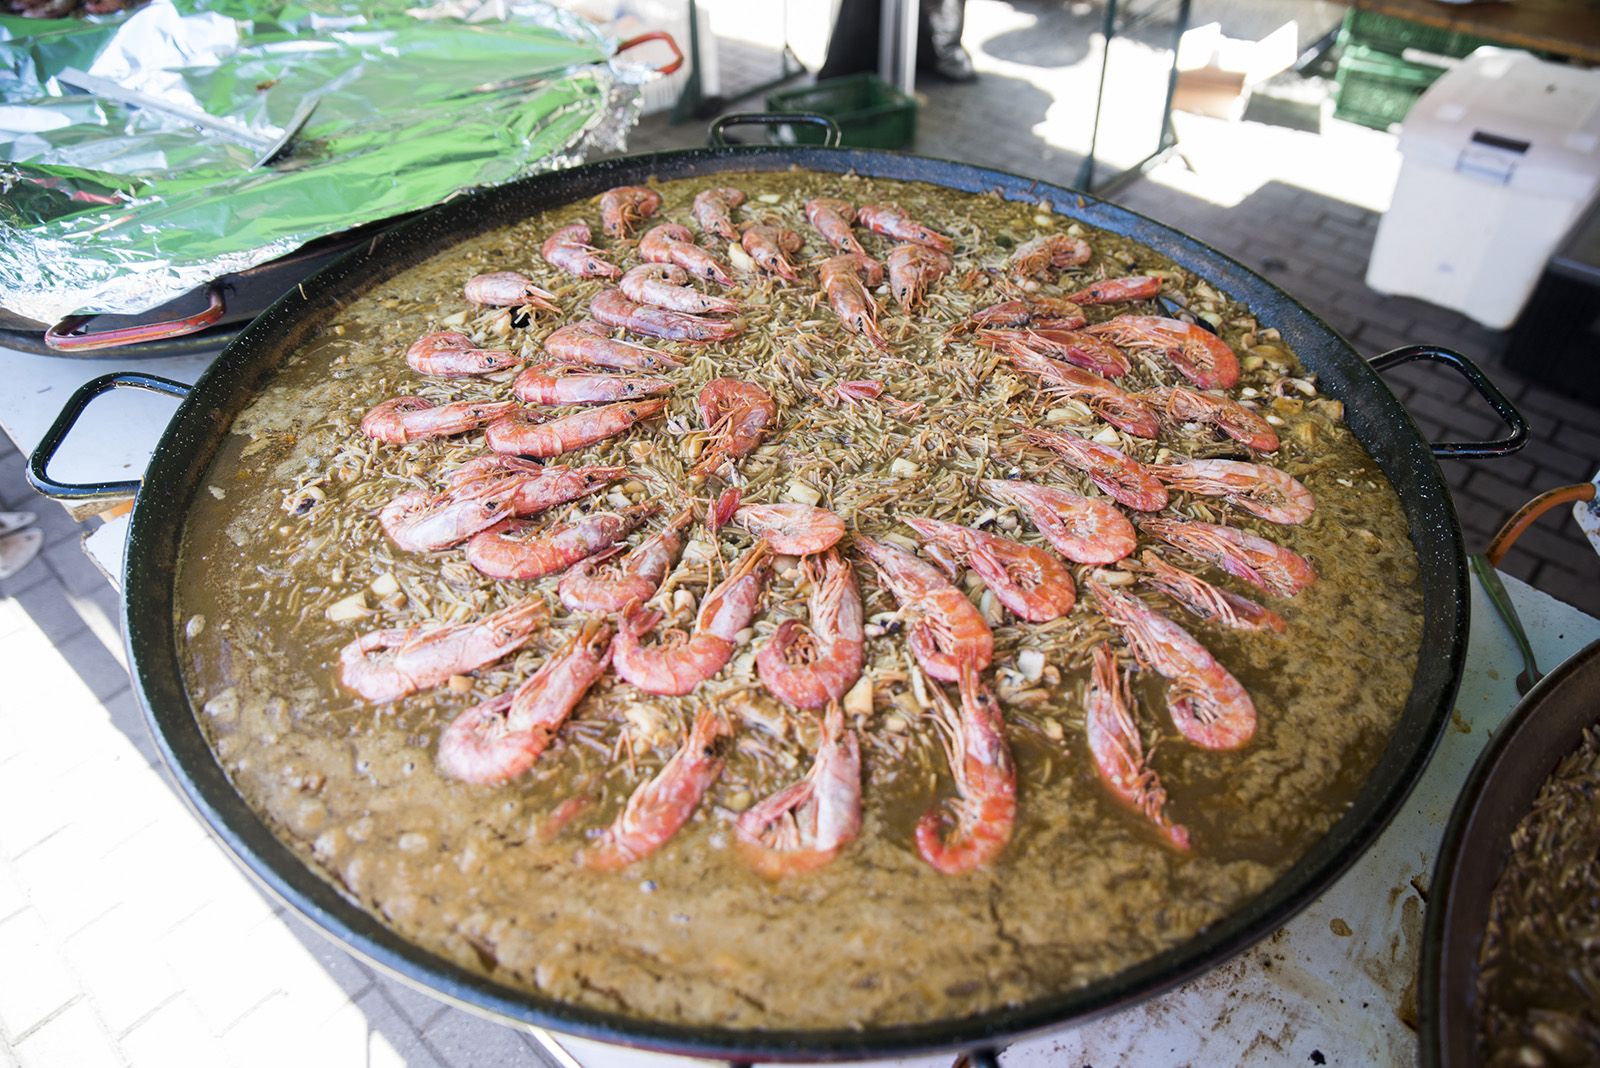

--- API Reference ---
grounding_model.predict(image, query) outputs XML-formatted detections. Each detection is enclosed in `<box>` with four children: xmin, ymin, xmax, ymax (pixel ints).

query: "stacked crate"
<box><xmin>1333</xmin><ymin>10</ymin><xmax>1491</xmax><ymax>130</ymax></box>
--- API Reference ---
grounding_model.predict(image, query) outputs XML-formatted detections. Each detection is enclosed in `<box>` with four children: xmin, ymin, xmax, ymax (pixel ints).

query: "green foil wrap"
<box><xmin>0</xmin><ymin>0</ymin><xmax>647</xmax><ymax>323</ymax></box>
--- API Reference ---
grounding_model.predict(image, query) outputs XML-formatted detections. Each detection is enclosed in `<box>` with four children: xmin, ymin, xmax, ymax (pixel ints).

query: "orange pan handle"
<box><xmin>1485</xmin><ymin>482</ymin><xmax>1598</xmax><ymax>567</ymax></box>
<box><xmin>44</xmin><ymin>284</ymin><xmax>226</xmax><ymax>353</ymax></box>
<box><xmin>614</xmin><ymin>31</ymin><xmax>684</xmax><ymax>76</ymax></box>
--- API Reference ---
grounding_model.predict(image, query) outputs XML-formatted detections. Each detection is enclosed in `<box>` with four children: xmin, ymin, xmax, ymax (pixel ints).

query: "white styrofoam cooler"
<box><xmin>1366</xmin><ymin>48</ymin><xmax>1600</xmax><ymax>329</ymax></box>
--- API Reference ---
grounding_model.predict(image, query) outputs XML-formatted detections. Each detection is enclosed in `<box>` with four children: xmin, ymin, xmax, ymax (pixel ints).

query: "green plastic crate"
<box><xmin>1338</xmin><ymin>9</ymin><xmax>1491</xmax><ymax>60</ymax></box>
<box><xmin>1334</xmin><ymin>45</ymin><xmax>1444</xmax><ymax>130</ymax></box>
<box><xmin>766</xmin><ymin>74</ymin><xmax>918</xmax><ymax>149</ymax></box>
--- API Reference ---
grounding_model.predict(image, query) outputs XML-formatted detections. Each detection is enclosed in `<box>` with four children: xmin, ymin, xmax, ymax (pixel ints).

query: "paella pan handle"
<box><xmin>709</xmin><ymin>111</ymin><xmax>842</xmax><ymax>148</ymax></box>
<box><xmin>1369</xmin><ymin>345</ymin><xmax>1528</xmax><ymax>458</ymax></box>
<box><xmin>613</xmin><ymin>30</ymin><xmax>684</xmax><ymax>76</ymax></box>
<box><xmin>44</xmin><ymin>284</ymin><xmax>226</xmax><ymax>353</ymax></box>
<box><xmin>26</xmin><ymin>372</ymin><xmax>191</xmax><ymax>501</ymax></box>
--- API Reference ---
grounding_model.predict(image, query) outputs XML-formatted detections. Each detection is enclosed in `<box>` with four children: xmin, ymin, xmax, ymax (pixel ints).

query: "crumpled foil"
<box><xmin>0</xmin><ymin>0</ymin><xmax>649</xmax><ymax>325</ymax></box>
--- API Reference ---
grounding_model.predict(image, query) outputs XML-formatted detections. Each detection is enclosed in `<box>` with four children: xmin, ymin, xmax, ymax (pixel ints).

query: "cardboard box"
<box><xmin>1174</xmin><ymin>21</ymin><xmax>1298</xmax><ymax>119</ymax></box>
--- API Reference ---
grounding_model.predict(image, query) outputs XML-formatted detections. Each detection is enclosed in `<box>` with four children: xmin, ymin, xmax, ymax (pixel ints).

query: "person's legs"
<box><xmin>918</xmin><ymin>0</ymin><xmax>975</xmax><ymax>82</ymax></box>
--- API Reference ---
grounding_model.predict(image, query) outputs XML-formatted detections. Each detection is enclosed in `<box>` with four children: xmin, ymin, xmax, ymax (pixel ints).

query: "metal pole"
<box><xmin>898</xmin><ymin>0</ymin><xmax>920</xmax><ymax>96</ymax></box>
<box><xmin>1074</xmin><ymin>0</ymin><xmax>1119</xmax><ymax>190</ymax></box>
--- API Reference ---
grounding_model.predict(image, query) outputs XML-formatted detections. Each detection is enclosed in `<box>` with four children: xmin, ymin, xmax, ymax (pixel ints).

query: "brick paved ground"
<box><xmin>3</xmin><ymin>7</ymin><xmax>1598</xmax><ymax>1068</ymax></box>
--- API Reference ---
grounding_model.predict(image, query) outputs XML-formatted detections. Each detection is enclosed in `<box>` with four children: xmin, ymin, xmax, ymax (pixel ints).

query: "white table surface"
<box><xmin>8</xmin><ymin>345</ymin><xmax>1600</xmax><ymax>1067</ymax></box>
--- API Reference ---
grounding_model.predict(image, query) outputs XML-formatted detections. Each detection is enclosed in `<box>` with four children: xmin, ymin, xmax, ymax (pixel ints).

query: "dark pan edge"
<box><xmin>1420</xmin><ymin>639</ymin><xmax>1600</xmax><ymax>1068</ymax></box>
<box><xmin>123</xmin><ymin>144</ymin><xmax>1467</xmax><ymax>1062</ymax></box>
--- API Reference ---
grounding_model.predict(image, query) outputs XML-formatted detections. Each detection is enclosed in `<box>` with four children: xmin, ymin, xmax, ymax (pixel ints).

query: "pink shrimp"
<box><xmin>463</xmin><ymin>271</ymin><xmax>560</xmax><ymax>312</ymax></box>
<box><xmin>1085</xmin><ymin>643</ymin><xmax>1190</xmax><ymax>850</ymax></box>
<box><xmin>619</xmin><ymin>264</ymin><xmax>740</xmax><ymax>316</ymax></box>
<box><xmin>999</xmin><ymin>344</ymin><xmax>1160</xmax><ymax>439</ymax></box>
<box><xmin>855</xmin><ymin>536</ymin><xmax>992</xmax><ymax>682</ymax></box>
<box><xmin>972</xmin><ymin>476</ymin><xmax>1139</xmax><ymax>562</ymax></box>
<box><xmin>692</xmin><ymin>187</ymin><xmax>745</xmax><ymax>240</ymax></box>
<box><xmin>541</xmin><ymin>222</ymin><xmax>620</xmax><ymax>280</ymax></box>
<box><xmin>976</xmin><ymin>327</ymin><xmax>1131</xmax><ymax>379</ymax></box>
<box><xmin>1088</xmin><ymin>579</ymin><xmax>1256</xmax><ymax>751</ymax></box>
<box><xmin>404</xmin><ymin>331</ymin><xmax>521</xmax><ymax>377</ymax></box>
<box><xmin>951</xmin><ymin>295</ymin><xmax>1086</xmax><ymax>335</ymax></box>
<box><xmin>887</xmin><ymin>243</ymin><xmax>953</xmax><ymax>310</ymax></box>
<box><xmin>638</xmin><ymin>224</ymin><xmax>735</xmax><ymax>287</ymax></box>
<box><xmin>590</xmin><ymin>289</ymin><xmax>744</xmax><ymax>344</ymax></box>
<box><xmin>380</xmin><ymin>462</ymin><xmax>621</xmax><ymax>552</ymax></box>
<box><xmin>819</xmin><ymin>252</ymin><xmax>889</xmax><ymax>351</ymax></box>
<box><xmin>336</xmin><ymin>597</ymin><xmax>548</xmax><ymax>703</ymax></box>
<box><xmin>437</xmin><ymin>618</ymin><xmax>612</xmax><ymax>784</ymax></box>
<box><xmin>611</xmin><ymin>542</ymin><xmax>772</xmax><ymax>695</ymax></box>
<box><xmin>740</xmin><ymin>222</ymin><xmax>805</xmax><ymax>283</ymax></box>
<box><xmin>1010</xmin><ymin>234</ymin><xmax>1091</xmax><ymax>280</ymax></box>
<box><xmin>1021</xmin><ymin>426</ymin><xmax>1169</xmax><ymax>511</ymax></box>
<box><xmin>1141</xmin><ymin>385</ymin><xmax>1279</xmax><ymax>453</ymax></box>
<box><xmin>584</xmin><ymin>709</ymin><xmax>730</xmax><ymax>871</ymax></box>
<box><xmin>1138</xmin><ymin>516</ymin><xmax>1316</xmax><ymax>598</ymax></box>
<box><xmin>709</xmin><ymin>486</ymin><xmax>741</xmax><ymax>531</ymax></box>
<box><xmin>690</xmin><ymin>378</ymin><xmax>777</xmax><ymax>479</ymax></box>
<box><xmin>543</xmin><ymin>320</ymin><xmax>681</xmax><ymax>372</ymax></box>
<box><xmin>902</xmin><ymin>516</ymin><xmax>1076</xmax><ymax>623</ymax></box>
<box><xmin>978</xmin><ymin>479</ymin><xmax>1136</xmax><ymax>563</ymax></box>
<box><xmin>736</xmin><ymin>701</ymin><xmax>861</xmax><ymax>877</ymax></box>
<box><xmin>1138</xmin><ymin>552</ymin><xmax>1286</xmax><ymax>634</ymax></box>
<box><xmin>359</xmin><ymin>397</ymin><xmax>518</xmax><ymax>445</ymax></box>
<box><xmin>512</xmin><ymin>364</ymin><xmax>673</xmax><ymax>406</ymax></box>
<box><xmin>915</xmin><ymin>665</ymin><xmax>1017</xmax><ymax>874</ymax></box>
<box><xmin>756</xmin><ymin>550</ymin><xmax>864</xmax><ymax>709</ymax></box>
<box><xmin>1086</xmin><ymin>315</ymin><xmax>1240</xmax><ymax>390</ymax></box>
<box><xmin>598</xmin><ymin>184</ymin><xmax>662</xmax><ymax>239</ymax></box>
<box><xmin>1065</xmin><ymin>276</ymin><xmax>1162</xmax><ymax>305</ymax></box>
<box><xmin>731</xmin><ymin>502</ymin><xmax>844</xmax><ymax>555</ymax></box>
<box><xmin>1149</xmin><ymin>458</ymin><xmax>1315</xmax><ymax>525</ymax></box>
<box><xmin>834</xmin><ymin>378</ymin><xmax>924</xmax><ymax>417</ymax></box>
<box><xmin>857</xmin><ymin>202</ymin><xmax>953</xmax><ymax>253</ymax></box>
<box><xmin>485</xmin><ymin>398</ymin><xmax>665</xmax><ymax>457</ymax></box>
<box><xmin>465</xmin><ymin>503</ymin><xmax>656</xmax><ymax>582</ymax></box>
<box><xmin>559</xmin><ymin>506</ymin><xmax>694</xmax><ymax>613</ymax></box>
<box><xmin>804</xmin><ymin>198</ymin><xmax>868</xmax><ymax>256</ymax></box>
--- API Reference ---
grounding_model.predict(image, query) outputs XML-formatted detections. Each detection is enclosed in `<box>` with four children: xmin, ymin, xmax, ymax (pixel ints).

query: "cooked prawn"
<box><xmin>1141</xmin><ymin>385</ymin><xmax>1279</xmax><ymax>453</ymax></box>
<box><xmin>999</xmin><ymin>344</ymin><xmax>1160</xmax><ymax>439</ymax></box>
<box><xmin>512</xmin><ymin>364</ymin><xmax>673</xmax><ymax>406</ymax></box>
<box><xmin>1137</xmin><ymin>516</ymin><xmax>1316</xmax><ymax>598</ymax></box>
<box><xmin>590</xmin><ymin>288</ymin><xmax>743</xmax><ymax>344</ymax></box>
<box><xmin>732</xmin><ymin>502</ymin><xmax>844</xmax><ymax>555</ymax></box>
<box><xmin>1148</xmin><ymin>458</ymin><xmax>1315</xmax><ymax>525</ymax></box>
<box><xmin>950</xmin><ymin>295</ymin><xmax>1086</xmax><ymax>336</ymax></box>
<box><xmin>819</xmin><ymin>253</ymin><xmax>889</xmax><ymax>351</ymax></box>
<box><xmin>465</xmin><ymin>503</ymin><xmax>656</xmax><ymax>582</ymax></box>
<box><xmin>1021</xmin><ymin>426</ymin><xmax>1169</xmax><ymax>511</ymax></box>
<box><xmin>639</xmin><ymin>223</ymin><xmax>735</xmax><ymax>287</ymax></box>
<box><xmin>485</xmin><ymin>398</ymin><xmax>665</xmax><ymax>457</ymax></box>
<box><xmin>380</xmin><ymin>462</ymin><xmax>620</xmax><ymax>552</ymax></box>
<box><xmin>584</xmin><ymin>710</ymin><xmax>729</xmax><ymax>871</ymax></box>
<box><xmin>542</xmin><ymin>222</ymin><xmax>619</xmax><ymax>280</ymax></box>
<box><xmin>690</xmin><ymin>378</ymin><xmax>777</xmax><ymax>479</ymax></box>
<box><xmin>976</xmin><ymin>327</ymin><xmax>1130</xmax><ymax>378</ymax></box>
<box><xmin>855</xmin><ymin>536</ymin><xmax>992</xmax><ymax>681</ymax></box>
<box><xmin>611</xmin><ymin>542</ymin><xmax>772</xmax><ymax>695</ymax></box>
<box><xmin>804</xmin><ymin>198</ymin><xmax>868</xmax><ymax>256</ymax></box>
<box><xmin>463</xmin><ymin>271</ymin><xmax>560</xmax><ymax>312</ymax></box>
<box><xmin>736</xmin><ymin>701</ymin><xmax>861</xmax><ymax>877</ymax></box>
<box><xmin>1138</xmin><ymin>552</ymin><xmax>1286</xmax><ymax>633</ymax></box>
<box><xmin>903</xmin><ymin>516</ymin><xmax>1076</xmax><ymax>622</ymax></box>
<box><xmin>543</xmin><ymin>320</ymin><xmax>681</xmax><ymax>372</ymax></box>
<box><xmin>857</xmin><ymin>202</ymin><xmax>953</xmax><ymax>253</ymax></box>
<box><xmin>756</xmin><ymin>549</ymin><xmax>863</xmax><ymax>709</ymax></box>
<box><xmin>1010</xmin><ymin>234</ymin><xmax>1090</xmax><ymax>280</ymax></box>
<box><xmin>1085</xmin><ymin>643</ymin><xmax>1189</xmax><ymax>850</ymax></box>
<box><xmin>692</xmin><ymin>187</ymin><xmax>745</xmax><ymax>240</ymax></box>
<box><xmin>360</xmin><ymin>397</ymin><xmax>518</xmax><ymax>445</ymax></box>
<box><xmin>559</xmin><ymin>506</ymin><xmax>694</xmax><ymax>613</ymax></box>
<box><xmin>599</xmin><ymin>184</ymin><xmax>661</xmax><ymax>239</ymax></box>
<box><xmin>337</xmin><ymin>597</ymin><xmax>548</xmax><ymax>703</ymax></box>
<box><xmin>916</xmin><ymin>665</ymin><xmax>1017</xmax><ymax>874</ymax></box>
<box><xmin>978</xmin><ymin>479</ymin><xmax>1136</xmax><ymax>563</ymax></box>
<box><xmin>740</xmin><ymin>221</ymin><xmax>805</xmax><ymax>283</ymax></box>
<box><xmin>405</xmin><ymin>331</ymin><xmax>520</xmax><ymax>377</ymax></box>
<box><xmin>1089</xmin><ymin>578</ymin><xmax>1256</xmax><ymax>750</ymax></box>
<box><xmin>437</xmin><ymin>618</ymin><xmax>612</xmax><ymax>784</ymax></box>
<box><xmin>619</xmin><ymin>264</ymin><xmax>740</xmax><ymax>316</ymax></box>
<box><xmin>833</xmin><ymin>378</ymin><xmax>924</xmax><ymax>418</ymax></box>
<box><xmin>1086</xmin><ymin>315</ymin><xmax>1240</xmax><ymax>390</ymax></box>
<box><xmin>887</xmin><ymin>243</ymin><xmax>952</xmax><ymax>310</ymax></box>
<box><xmin>1065</xmin><ymin>276</ymin><xmax>1162</xmax><ymax>305</ymax></box>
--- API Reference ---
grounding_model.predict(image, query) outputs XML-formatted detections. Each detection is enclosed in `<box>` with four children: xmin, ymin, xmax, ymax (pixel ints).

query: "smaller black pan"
<box><xmin>1421</xmin><ymin>639</ymin><xmax>1600</xmax><ymax>1066</ymax></box>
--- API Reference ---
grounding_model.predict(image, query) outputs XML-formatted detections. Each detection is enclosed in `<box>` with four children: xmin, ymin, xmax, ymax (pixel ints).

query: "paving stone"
<box><xmin>0</xmin><ymin>561</ymin><xmax>50</xmax><ymax>610</ymax></box>
<box><xmin>119</xmin><ymin>995</ymin><xmax>232</xmax><ymax>1068</ymax></box>
<box><xmin>63</xmin><ymin>906</ymin><xmax>184</xmax><ymax>1037</ymax></box>
<box><xmin>0</xmin><ymin>450</ymin><xmax>30</xmax><ymax>510</ymax></box>
<box><xmin>423</xmin><ymin>1006</ymin><xmax>545</xmax><ymax>1068</ymax></box>
<box><xmin>0</xmin><ymin>910</ymin><xmax>82</xmax><ymax>1040</ymax></box>
<box><xmin>375</xmin><ymin>975</ymin><xmax>452</xmax><ymax>1032</ymax></box>
<box><xmin>40</xmin><ymin>539</ymin><xmax>108</xmax><ymax>598</ymax></box>
<box><xmin>99</xmin><ymin>688</ymin><xmax>161</xmax><ymax>769</ymax></box>
<box><xmin>13</xmin><ymin>997</ymin><xmax>123</xmax><ymax>1068</ymax></box>
<box><xmin>27</xmin><ymin>503</ymin><xmax>89</xmax><ymax>551</ymax></box>
<box><xmin>49</xmin><ymin>630</ymin><xmax>131</xmax><ymax>703</ymax></box>
<box><xmin>7</xmin><ymin>580</ymin><xmax>89</xmax><ymax>646</ymax></box>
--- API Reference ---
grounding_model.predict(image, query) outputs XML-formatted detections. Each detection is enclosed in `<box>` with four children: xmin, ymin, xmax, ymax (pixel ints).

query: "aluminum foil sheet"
<box><xmin>0</xmin><ymin>0</ymin><xmax>649</xmax><ymax>325</ymax></box>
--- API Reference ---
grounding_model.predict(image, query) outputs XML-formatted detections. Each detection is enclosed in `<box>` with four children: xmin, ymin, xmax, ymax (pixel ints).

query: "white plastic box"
<box><xmin>1365</xmin><ymin>48</ymin><xmax>1600</xmax><ymax>329</ymax></box>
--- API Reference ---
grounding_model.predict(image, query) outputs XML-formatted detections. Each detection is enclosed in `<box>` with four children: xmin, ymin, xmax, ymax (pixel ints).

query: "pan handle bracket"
<box><xmin>44</xmin><ymin>284</ymin><xmax>227</xmax><ymax>353</ymax></box>
<box><xmin>27</xmin><ymin>372</ymin><xmax>192</xmax><ymax>501</ymax></box>
<box><xmin>709</xmin><ymin>111</ymin><xmax>842</xmax><ymax>148</ymax></box>
<box><xmin>1369</xmin><ymin>345</ymin><xmax>1528</xmax><ymax>458</ymax></box>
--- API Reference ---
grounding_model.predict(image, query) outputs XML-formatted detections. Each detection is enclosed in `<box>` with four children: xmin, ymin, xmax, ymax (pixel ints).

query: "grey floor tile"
<box><xmin>50</xmin><ymin>631</ymin><xmax>131</xmax><ymax>702</ymax></box>
<box><xmin>423</xmin><ymin>1007</ymin><xmax>546</xmax><ymax>1068</ymax></box>
<box><xmin>99</xmin><ymin>688</ymin><xmax>161</xmax><ymax>769</ymax></box>
<box><xmin>375</xmin><ymin>976</ymin><xmax>452</xmax><ymax>1032</ymax></box>
<box><xmin>40</xmin><ymin>540</ymin><xmax>107</xmax><ymax>598</ymax></box>
<box><xmin>9</xmin><ymin>581</ymin><xmax>90</xmax><ymax>647</ymax></box>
